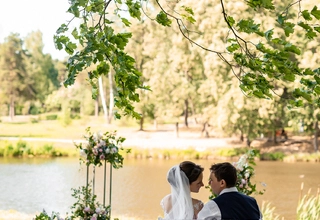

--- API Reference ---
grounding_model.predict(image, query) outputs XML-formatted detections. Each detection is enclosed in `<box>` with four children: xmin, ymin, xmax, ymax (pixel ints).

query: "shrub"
<box><xmin>46</xmin><ymin>114</ymin><xmax>58</xmax><ymax>120</ymax></box>
<box><xmin>260</xmin><ymin>152</ymin><xmax>285</xmax><ymax>161</ymax></box>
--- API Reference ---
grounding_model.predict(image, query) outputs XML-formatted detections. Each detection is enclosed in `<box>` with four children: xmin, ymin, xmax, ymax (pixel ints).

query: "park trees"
<box><xmin>54</xmin><ymin>0</ymin><xmax>320</xmax><ymax>150</ymax></box>
<box><xmin>55</xmin><ymin>0</ymin><xmax>320</xmax><ymax>115</ymax></box>
<box><xmin>0</xmin><ymin>34</ymin><xmax>34</xmax><ymax>119</ymax></box>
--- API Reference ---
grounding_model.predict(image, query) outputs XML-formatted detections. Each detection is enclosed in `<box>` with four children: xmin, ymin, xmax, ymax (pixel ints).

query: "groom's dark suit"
<box><xmin>213</xmin><ymin>191</ymin><xmax>261</xmax><ymax>220</ymax></box>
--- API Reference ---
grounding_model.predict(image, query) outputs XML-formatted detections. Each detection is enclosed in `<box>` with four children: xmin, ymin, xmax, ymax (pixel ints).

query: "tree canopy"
<box><xmin>54</xmin><ymin>0</ymin><xmax>320</xmax><ymax>119</ymax></box>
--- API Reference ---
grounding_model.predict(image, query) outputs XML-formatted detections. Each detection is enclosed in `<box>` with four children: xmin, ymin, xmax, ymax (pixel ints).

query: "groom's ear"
<box><xmin>220</xmin><ymin>179</ymin><xmax>226</xmax><ymax>187</ymax></box>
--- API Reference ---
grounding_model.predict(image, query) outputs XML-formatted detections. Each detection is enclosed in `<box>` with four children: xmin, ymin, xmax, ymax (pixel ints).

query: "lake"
<box><xmin>0</xmin><ymin>157</ymin><xmax>319</xmax><ymax>219</ymax></box>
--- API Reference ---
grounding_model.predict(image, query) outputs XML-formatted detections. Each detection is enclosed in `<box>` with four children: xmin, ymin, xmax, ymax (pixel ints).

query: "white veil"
<box><xmin>162</xmin><ymin>165</ymin><xmax>194</xmax><ymax>220</ymax></box>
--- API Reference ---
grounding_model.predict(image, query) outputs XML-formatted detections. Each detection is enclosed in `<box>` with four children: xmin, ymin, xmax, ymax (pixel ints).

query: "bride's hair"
<box><xmin>164</xmin><ymin>162</ymin><xmax>204</xmax><ymax>219</ymax></box>
<box><xmin>180</xmin><ymin>161</ymin><xmax>204</xmax><ymax>184</ymax></box>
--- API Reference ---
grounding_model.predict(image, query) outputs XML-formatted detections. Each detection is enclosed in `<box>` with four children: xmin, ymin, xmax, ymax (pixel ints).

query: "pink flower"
<box><xmin>100</xmin><ymin>154</ymin><xmax>105</xmax><ymax>160</ymax></box>
<box><xmin>241</xmin><ymin>179</ymin><xmax>247</xmax><ymax>185</ymax></box>
<box><xmin>95</xmin><ymin>207</ymin><xmax>101</xmax><ymax>214</ymax></box>
<box><xmin>91</xmin><ymin>214</ymin><xmax>98</xmax><ymax>220</ymax></box>
<box><xmin>84</xmin><ymin>207</ymin><xmax>91</xmax><ymax>212</ymax></box>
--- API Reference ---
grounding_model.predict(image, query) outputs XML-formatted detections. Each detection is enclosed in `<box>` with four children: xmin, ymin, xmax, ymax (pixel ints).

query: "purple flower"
<box><xmin>95</xmin><ymin>207</ymin><xmax>101</xmax><ymax>214</ymax></box>
<box><xmin>111</xmin><ymin>147</ymin><xmax>118</xmax><ymax>153</ymax></box>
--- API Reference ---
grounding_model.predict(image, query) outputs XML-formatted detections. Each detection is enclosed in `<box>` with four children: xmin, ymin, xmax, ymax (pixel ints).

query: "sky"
<box><xmin>0</xmin><ymin>0</ymin><xmax>73</xmax><ymax>60</ymax></box>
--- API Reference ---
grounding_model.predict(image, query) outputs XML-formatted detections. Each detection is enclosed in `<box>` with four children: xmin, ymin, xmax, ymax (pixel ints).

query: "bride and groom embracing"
<box><xmin>159</xmin><ymin>161</ymin><xmax>263</xmax><ymax>220</ymax></box>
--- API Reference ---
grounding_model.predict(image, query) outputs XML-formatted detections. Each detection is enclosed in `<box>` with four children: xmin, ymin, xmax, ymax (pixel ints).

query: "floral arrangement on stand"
<box><xmin>232</xmin><ymin>149</ymin><xmax>266</xmax><ymax>196</ymax></box>
<box><xmin>34</xmin><ymin>127</ymin><xmax>128</xmax><ymax>220</ymax></box>
<box><xmin>76</xmin><ymin>127</ymin><xmax>130</xmax><ymax>168</ymax></box>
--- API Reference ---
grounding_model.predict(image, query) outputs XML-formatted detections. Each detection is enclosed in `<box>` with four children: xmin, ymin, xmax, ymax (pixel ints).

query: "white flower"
<box><xmin>105</xmin><ymin>148</ymin><xmax>110</xmax><ymax>154</ymax></box>
<box><xmin>95</xmin><ymin>207</ymin><xmax>101</xmax><ymax>214</ymax></box>
<box><xmin>111</xmin><ymin>147</ymin><xmax>118</xmax><ymax>153</ymax></box>
<box><xmin>100</xmin><ymin>140</ymin><xmax>106</xmax><ymax>146</ymax></box>
<box><xmin>80</xmin><ymin>150</ymin><xmax>87</xmax><ymax>159</ymax></box>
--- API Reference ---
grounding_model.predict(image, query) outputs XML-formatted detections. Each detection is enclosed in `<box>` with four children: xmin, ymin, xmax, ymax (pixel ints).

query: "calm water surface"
<box><xmin>0</xmin><ymin>157</ymin><xmax>319</xmax><ymax>220</ymax></box>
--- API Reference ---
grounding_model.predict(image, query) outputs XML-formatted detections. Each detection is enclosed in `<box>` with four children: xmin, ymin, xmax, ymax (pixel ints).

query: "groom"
<box><xmin>197</xmin><ymin>162</ymin><xmax>262</xmax><ymax>220</ymax></box>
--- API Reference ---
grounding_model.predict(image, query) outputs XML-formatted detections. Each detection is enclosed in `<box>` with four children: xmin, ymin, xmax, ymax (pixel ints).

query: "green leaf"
<box><xmin>311</xmin><ymin>6</ymin><xmax>320</xmax><ymax>19</ymax></box>
<box><xmin>121</xmin><ymin>18</ymin><xmax>131</xmax><ymax>27</ymax></box>
<box><xmin>306</xmin><ymin>30</ymin><xmax>317</xmax><ymax>39</ymax></box>
<box><xmin>56</xmin><ymin>24</ymin><xmax>68</xmax><ymax>34</ymax></box>
<box><xmin>284</xmin><ymin>43</ymin><xmax>301</xmax><ymax>55</ymax></box>
<box><xmin>237</xmin><ymin>19</ymin><xmax>261</xmax><ymax>34</ymax></box>
<box><xmin>283</xmin><ymin>72</ymin><xmax>295</xmax><ymax>82</ymax></box>
<box><xmin>226</xmin><ymin>43</ymin><xmax>240</xmax><ymax>53</ymax></box>
<box><xmin>276</xmin><ymin>14</ymin><xmax>285</xmax><ymax>25</ymax></box>
<box><xmin>298</xmin><ymin>21</ymin><xmax>312</xmax><ymax>31</ymax></box>
<box><xmin>303</xmin><ymin>68</ymin><xmax>314</xmax><ymax>76</ymax></box>
<box><xmin>181</xmin><ymin>6</ymin><xmax>194</xmax><ymax>15</ymax></box>
<box><xmin>264</xmin><ymin>29</ymin><xmax>274</xmax><ymax>41</ymax></box>
<box><xmin>314</xmin><ymin>27</ymin><xmax>320</xmax><ymax>33</ymax></box>
<box><xmin>314</xmin><ymin>86</ymin><xmax>320</xmax><ymax>95</ymax></box>
<box><xmin>71</xmin><ymin>28</ymin><xmax>79</xmax><ymax>39</ymax></box>
<box><xmin>227</xmin><ymin>16</ymin><xmax>235</xmax><ymax>27</ymax></box>
<box><xmin>301</xmin><ymin>10</ymin><xmax>312</xmax><ymax>21</ymax></box>
<box><xmin>283</xmin><ymin>22</ymin><xmax>295</xmax><ymax>37</ymax></box>
<box><xmin>314</xmin><ymin>75</ymin><xmax>320</xmax><ymax>84</ymax></box>
<box><xmin>156</xmin><ymin>11</ymin><xmax>172</xmax><ymax>27</ymax></box>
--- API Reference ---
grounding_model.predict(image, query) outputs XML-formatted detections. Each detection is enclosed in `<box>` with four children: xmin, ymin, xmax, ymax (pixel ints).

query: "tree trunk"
<box><xmin>9</xmin><ymin>96</ymin><xmax>15</xmax><ymax>121</ymax></box>
<box><xmin>184</xmin><ymin>99</ymin><xmax>189</xmax><ymax>127</ymax></box>
<box><xmin>240</xmin><ymin>130</ymin><xmax>244</xmax><ymax>142</ymax></box>
<box><xmin>95</xmin><ymin>98</ymin><xmax>99</xmax><ymax>117</ymax></box>
<box><xmin>98</xmin><ymin>76</ymin><xmax>109</xmax><ymax>122</ymax></box>
<box><xmin>139</xmin><ymin>116</ymin><xmax>144</xmax><ymax>131</ymax></box>
<box><xmin>108</xmin><ymin>72</ymin><xmax>114</xmax><ymax>123</ymax></box>
<box><xmin>175</xmin><ymin>122</ymin><xmax>179</xmax><ymax>138</ymax></box>
<box><xmin>314</xmin><ymin>120</ymin><xmax>319</xmax><ymax>152</ymax></box>
<box><xmin>201</xmin><ymin>122</ymin><xmax>209</xmax><ymax>138</ymax></box>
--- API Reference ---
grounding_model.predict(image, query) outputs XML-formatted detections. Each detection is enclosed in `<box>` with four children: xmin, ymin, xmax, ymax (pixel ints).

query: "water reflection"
<box><xmin>0</xmin><ymin>158</ymin><xmax>319</xmax><ymax>220</ymax></box>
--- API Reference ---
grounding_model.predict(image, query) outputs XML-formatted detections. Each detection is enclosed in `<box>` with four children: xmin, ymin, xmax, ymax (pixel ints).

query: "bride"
<box><xmin>159</xmin><ymin>161</ymin><xmax>204</xmax><ymax>220</ymax></box>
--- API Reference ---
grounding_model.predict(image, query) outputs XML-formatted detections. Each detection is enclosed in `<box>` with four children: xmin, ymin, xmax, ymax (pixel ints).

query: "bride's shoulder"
<box><xmin>160</xmin><ymin>194</ymin><xmax>172</xmax><ymax>211</ymax></box>
<box><xmin>192</xmin><ymin>198</ymin><xmax>204</xmax><ymax>211</ymax></box>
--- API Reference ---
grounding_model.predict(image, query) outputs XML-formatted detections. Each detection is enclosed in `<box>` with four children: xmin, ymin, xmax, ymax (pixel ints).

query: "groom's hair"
<box><xmin>180</xmin><ymin>161</ymin><xmax>204</xmax><ymax>184</ymax></box>
<box><xmin>210</xmin><ymin>162</ymin><xmax>237</xmax><ymax>187</ymax></box>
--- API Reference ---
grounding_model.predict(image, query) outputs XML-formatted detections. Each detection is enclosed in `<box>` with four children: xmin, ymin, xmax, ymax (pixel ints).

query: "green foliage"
<box><xmin>34</xmin><ymin>210</ymin><xmax>64</xmax><ymax>220</ymax></box>
<box><xmin>156</xmin><ymin>11</ymin><xmax>172</xmax><ymax>27</ymax></box>
<box><xmin>46</xmin><ymin>114</ymin><xmax>58</xmax><ymax>120</ymax></box>
<box><xmin>68</xmin><ymin>185</ymin><xmax>110</xmax><ymax>220</ymax></box>
<box><xmin>260</xmin><ymin>152</ymin><xmax>285</xmax><ymax>161</ymax></box>
<box><xmin>54</xmin><ymin>0</ymin><xmax>148</xmax><ymax>120</ymax></box>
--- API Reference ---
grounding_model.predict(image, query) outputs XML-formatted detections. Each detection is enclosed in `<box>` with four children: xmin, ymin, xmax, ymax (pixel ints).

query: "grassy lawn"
<box><xmin>0</xmin><ymin>115</ymin><xmax>139</xmax><ymax>139</ymax></box>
